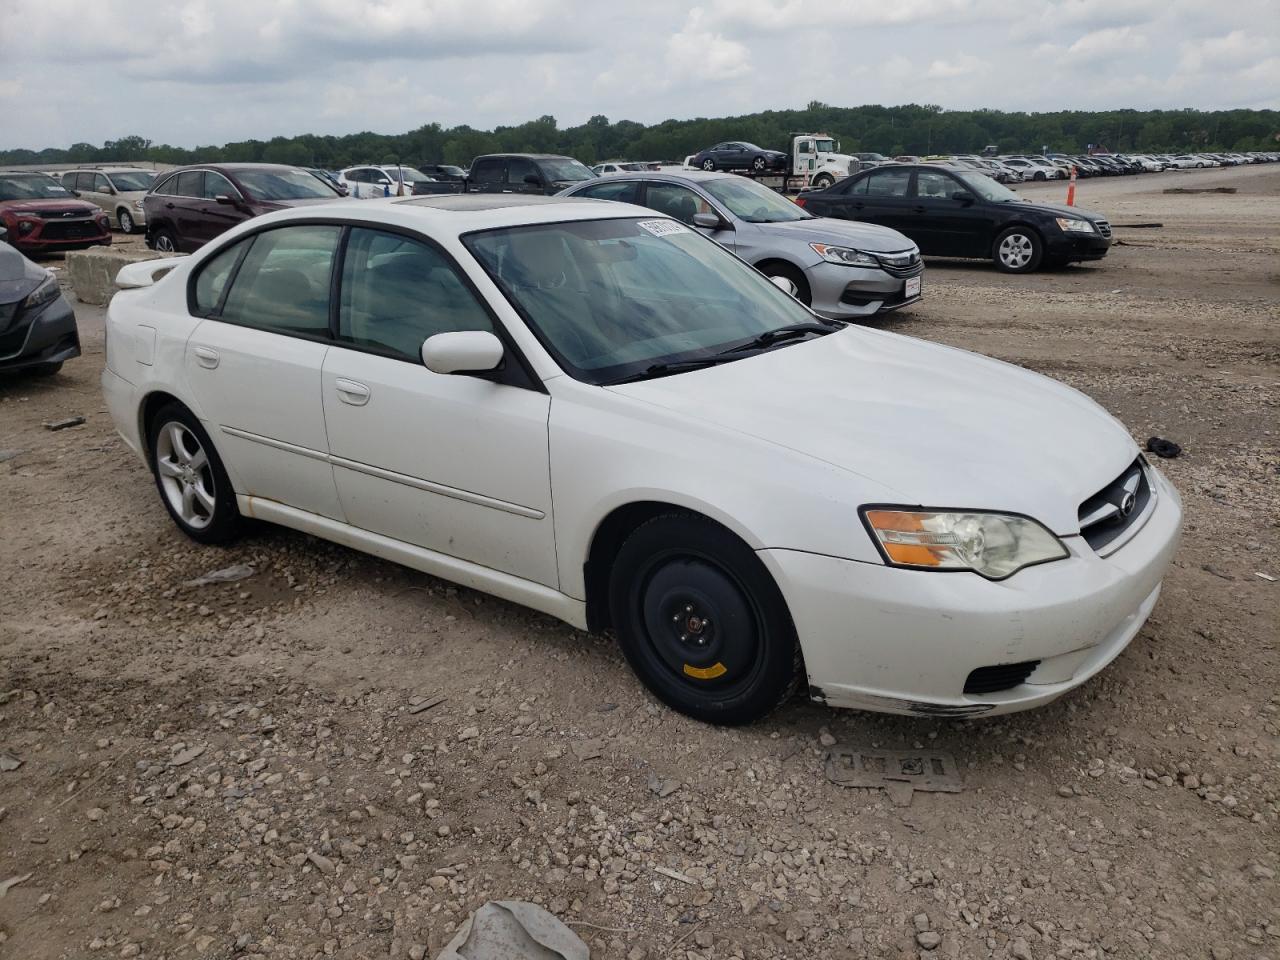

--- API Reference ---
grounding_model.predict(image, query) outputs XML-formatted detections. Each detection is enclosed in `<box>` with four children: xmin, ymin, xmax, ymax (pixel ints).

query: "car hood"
<box><xmin>0</xmin><ymin>198</ymin><xmax>99</xmax><ymax>216</ymax></box>
<box><xmin>1001</xmin><ymin>199</ymin><xmax>1107</xmax><ymax>223</ymax></box>
<box><xmin>607</xmin><ymin>327</ymin><xmax>1136</xmax><ymax>534</ymax></box>
<box><xmin>757</xmin><ymin>216</ymin><xmax>917</xmax><ymax>253</ymax></box>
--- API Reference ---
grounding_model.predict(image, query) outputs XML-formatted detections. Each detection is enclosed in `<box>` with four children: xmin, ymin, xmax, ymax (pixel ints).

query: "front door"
<box><xmin>195</xmin><ymin>171</ymin><xmax>250</xmax><ymax>246</ymax></box>
<box><xmin>320</xmin><ymin>226</ymin><xmax>557</xmax><ymax>587</ymax></box>
<box><xmin>910</xmin><ymin>169</ymin><xmax>979</xmax><ymax>256</ymax></box>
<box><xmin>506</xmin><ymin>157</ymin><xmax>545</xmax><ymax>195</ymax></box>
<box><xmin>184</xmin><ymin>224</ymin><xmax>345</xmax><ymax>519</ymax></box>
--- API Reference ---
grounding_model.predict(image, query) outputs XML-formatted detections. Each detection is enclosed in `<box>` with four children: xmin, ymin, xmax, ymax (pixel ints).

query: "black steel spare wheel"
<box><xmin>609</xmin><ymin>513</ymin><xmax>799</xmax><ymax>725</ymax></box>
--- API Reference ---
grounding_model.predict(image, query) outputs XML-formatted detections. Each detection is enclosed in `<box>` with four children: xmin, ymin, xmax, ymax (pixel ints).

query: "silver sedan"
<box><xmin>559</xmin><ymin>171</ymin><xmax>923</xmax><ymax>319</ymax></box>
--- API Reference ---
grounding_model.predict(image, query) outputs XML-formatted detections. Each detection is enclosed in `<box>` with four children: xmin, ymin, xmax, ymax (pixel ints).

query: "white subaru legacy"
<box><xmin>102</xmin><ymin>195</ymin><xmax>1182</xmax><ymax>725</ymax></box>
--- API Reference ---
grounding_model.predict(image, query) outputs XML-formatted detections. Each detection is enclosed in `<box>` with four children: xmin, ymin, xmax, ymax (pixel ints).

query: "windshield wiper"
<box><xmin>609</xmin><ymin>355</ymin><xmax>744</xmax><ymax>384</ymax></box>
<box><xmin>720</xmin><ymin>321</ymin><xmax>843</xmax><ymax>354</ymax></box>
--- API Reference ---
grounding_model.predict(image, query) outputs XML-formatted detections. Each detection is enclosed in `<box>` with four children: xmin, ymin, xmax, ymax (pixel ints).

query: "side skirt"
<box><xmin>238</xmin><ymin>495</ymin><xmax>588</xmax><ymax>630</ymax></box>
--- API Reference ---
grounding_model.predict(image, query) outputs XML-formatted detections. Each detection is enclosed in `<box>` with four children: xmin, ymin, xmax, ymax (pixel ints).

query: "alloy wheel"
<box><xmin>154</xmin><ymin>233</ymin><xmax>176</xmax><ymax>253</ymax></box>
<box><xmin>155</xmin><ymin>421</ymin><xmax>216</xmax><ymax>530</ymax></box>
<box><xmin>119</xmin><ymin>210</ymin><xmax>134</xmax><ymax>234</ymax></box>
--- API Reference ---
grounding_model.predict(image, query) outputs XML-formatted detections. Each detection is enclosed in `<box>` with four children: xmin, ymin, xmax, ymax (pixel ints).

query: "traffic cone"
<box><xmin>1066</xmin><ymin>165</ymin><xmax>1077</xmax><ymax>206</ymax></box>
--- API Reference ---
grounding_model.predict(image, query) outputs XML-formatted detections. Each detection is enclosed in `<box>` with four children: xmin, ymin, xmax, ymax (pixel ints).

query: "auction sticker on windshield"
<box><xmin>637</xmin><ymin>219</ymin><xmax>689</xmax><ymax>237</ymax></box>
<box><xmin>906</xmin><ymin>276</ymin><xmax>922</xmax><ymax>298</ymax></box>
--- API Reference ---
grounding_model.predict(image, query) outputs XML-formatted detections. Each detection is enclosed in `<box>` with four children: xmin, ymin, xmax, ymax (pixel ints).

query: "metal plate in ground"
<box><xmin>825</xmin><ymin>748</ymin><xmax>963</xmax><ymax>806</ymax></box>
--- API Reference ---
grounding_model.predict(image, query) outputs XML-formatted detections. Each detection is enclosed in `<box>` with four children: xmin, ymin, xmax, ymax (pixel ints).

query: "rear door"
<box><xmin>169</xmin><ymin>171</ymin><xmax>209</xmax><ymax>251</ymax></box>
<box><xmin>88</xmin><ymin>173</ymin><xmax>115</xmax><ymax>217</ymax></box>
<box><xmin>320</xmin><ymin>225</ymin><xmax>557</xmax><ymax>585</ymax></box>
<box><xmin>854</xmin><ymin>168</ymin><xmax>915</xmax><ymax>233</ymax></box>
<box><xmin>184</xmin><ymin>224</ymin><xmax>345</xmax><ymax>519</ymax></box>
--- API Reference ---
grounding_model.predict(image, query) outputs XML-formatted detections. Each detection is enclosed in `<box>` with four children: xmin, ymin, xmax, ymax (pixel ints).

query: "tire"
<box><xmin>118</xmin><ymin>209</ymin><xmax>135</xmax><ymax>234</ymax></box>
<box><xmin>993</xmin><ymin>226</ymin><xmax>1043</xmax><ymax>273</ymax></box>
<box><xmin>751</xmin><ymin>155</ymin><xmax>768</xmax><ymax>172</ymax></box>
<box><xmin>152</xmin><ymin>229</ymin><xmax>178</xmax><ymax>254</ymax></box>
<box><xmin>758</xmin><ymin>261</ymin><xmax>812</xmax><ymax>306</ymax></box>
<box><xmin>147</xmin><ymin>402</ymin><xmax>243</xmax><ymax>545</ymax></box>
<box><xmin>701</xmin><ymin>159</ymin><xmax>716</xmax><ymax>172</ymax></box>
<box><xmin>1034</xmin><ymin>171</ymin><xmax>1046</xmax><ymax>182</ymax></box>
<box><xmin>812</xmin><ymin>173</ymin><xmax>835</xmax><ymax>189</ymax></box>
<box><xmin>607</xmin><ymin>513</ymin><xmax>800</xmax><ymax>725</ymax></box>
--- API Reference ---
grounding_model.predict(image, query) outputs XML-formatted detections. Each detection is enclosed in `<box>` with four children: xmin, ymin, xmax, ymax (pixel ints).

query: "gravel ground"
<box><xmin>1</xmin><ymin>164</ymin><xmax>1277</xmax><ymax>960</ymax></box>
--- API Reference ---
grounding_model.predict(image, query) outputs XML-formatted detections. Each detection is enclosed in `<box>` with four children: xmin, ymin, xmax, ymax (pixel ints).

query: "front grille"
<box><xmin>40</xmin><ymin>220</ymin><xmax>101</xmax><ymax>241</ymax></box>
<box><xmin>1078</xmin><ymin>458</ymin><xmax>1151</xmax><ymax>553</ymax></box>
<box><xmin>965</xmin><ymin>660</ymin><xmax>1040</xmax><ymax>694</ymax></box>
<box><xmin>37</xmin><ymin>207</ymin><xmax>91</xmax><ymax>219</ymax></box>
<box><xmin>874</xmin><ymin>251</ymin><xmax>924</xmax><ymax>278</ymax></box>
<box><xmin>1094</xmin><ymin>220</ymin><xmax>1112</xmax><ymax>239</ymax></box>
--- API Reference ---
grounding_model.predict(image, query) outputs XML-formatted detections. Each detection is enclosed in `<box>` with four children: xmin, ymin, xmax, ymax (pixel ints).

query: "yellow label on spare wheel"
<box><xmin>684</xmin><ymin>662</ymin><xmax>727</xmax><ymax>680</ymax></box>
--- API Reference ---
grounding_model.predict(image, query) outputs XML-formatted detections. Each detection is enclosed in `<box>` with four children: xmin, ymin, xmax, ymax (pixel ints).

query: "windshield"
<box><xmin>0</xmin><ymin>174</ymin><xmax>73</xmax><ymax>200</ymax></box>
<box><xmin>107</xmin><ymin>171</ymin><xmax>156</xmax><ymax>192</ymax></box>
<box><xmin>956</xmin><ymin>172</ymin><xmax>1020</xmax><ymax>202</ymax></box>
<box><xmin>464</xmin><ymin>217</ymin><xmax>819</xmax><ymax>385</ymax></box>
<box><xmin>702</xmin><ymin>177</ymin><xmax>810</xmax><ymax>223</ymax></box>
<box><xmin>235</xmin><ymin>168</ymin><xmax>341</xmax><ymax>201</ymax></box>
<box><xmin>389</xmin><ymin>167</ymin><xmax>432</xmax><ymax>182</ymax></box>
<box><xmin>541</xmin><ymin>158</ymin><xmax>595</xmax><ymax>182</ymax></box>
<box><xmin>816</xmin><ymin>140</ymin><xmax>836</xmax><ymax>153</ymax></box>
<box><xmin>438</xmin><ymin>165</ymin><xmax>465</xmax><ymax>177</ymax></box>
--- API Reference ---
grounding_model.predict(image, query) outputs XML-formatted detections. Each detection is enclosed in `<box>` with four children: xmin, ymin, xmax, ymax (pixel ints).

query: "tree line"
<box><xmin>3</xmin><ymin>103</ymin><xmax>1276</xmax><ymax>170</ymax></box>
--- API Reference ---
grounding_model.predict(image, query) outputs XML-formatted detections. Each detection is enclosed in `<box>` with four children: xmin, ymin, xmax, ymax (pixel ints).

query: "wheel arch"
<box><xmin>582</xmin><ymin>499</ymin><xmax>777</xmax><ymax>634</ymax></box>
<box><xmin>752</xmin><ymin>257</ymin><xmax>812</xmax><ymax>302</ymax></box>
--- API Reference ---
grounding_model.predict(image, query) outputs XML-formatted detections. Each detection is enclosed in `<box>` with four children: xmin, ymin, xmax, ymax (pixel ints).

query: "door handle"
<box><xmin>850</xmin><ymin>201</ymin><xmax>864</xmax><ymax>210</ymax></box>
<box><xmin>165</xmin><ymin>202</ymin><xmax>175</xmax><ymax>209</ymax></box>
<box><xmin>193</xmin><ymin>345</ymin><xmax>219</xmax><ymax>369</ymax></box>
<box><xmin>334</xmin><ymin>378</ymin><xmax>370</xmax><ymax>406</ymax></box>
<box><xmin>913</xmin><ymin>205</ymin><xmax>927</xmax><ymax>213</ymax></box>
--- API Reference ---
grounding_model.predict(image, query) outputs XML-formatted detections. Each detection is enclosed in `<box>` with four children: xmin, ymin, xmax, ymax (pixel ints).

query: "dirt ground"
<box><xmin>1</xmin><ymin>164</ymin><xmax>1276</xmax><ymax>960</ymax></box>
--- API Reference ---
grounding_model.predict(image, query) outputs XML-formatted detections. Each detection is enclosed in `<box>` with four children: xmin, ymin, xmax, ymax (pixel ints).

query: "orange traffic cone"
<box><xmin>1066</xmin><ymin>165</ymin><xmax>1077</xmax><ymax>206</ymax></box>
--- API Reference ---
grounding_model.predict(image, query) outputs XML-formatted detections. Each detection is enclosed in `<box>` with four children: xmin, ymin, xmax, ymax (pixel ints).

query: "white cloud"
<box><xmin>1179</xmin><ymin>30</ymin><xmax>1271</xmax><ymax>72</ymax></box>
<box><xmin>925</xmin><ymin>54</ymin><xmax>989</xmax><ymax>80</ymax></box>
<box><xmin>666</xmin><ymin>8</ymin><xmax>752</xmax><ymax>81</ymax></box>
<box><xmin>1062</xmin><ymin>26</ymin><xmax>1150</xmax><ymax>63</ymax></box>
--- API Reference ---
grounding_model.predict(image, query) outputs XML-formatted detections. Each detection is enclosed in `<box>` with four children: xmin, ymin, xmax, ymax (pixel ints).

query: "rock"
<box><xmin>169</xmin><ymin>744</ymin><xmax>206</xmax><ymax>767</ymax></box>
<box><xmin>458</xmin><ymin>727</ymin><xmax>480</xmax><ymax>742</ymax></box>
<box><xmin>44</xmin><ymin>416</ymin><xmax>87</xmax><ymax>431</ymax></box>
<box><xmin>408</xmin><ymin>946</ymin><xmax>427</xmax><ymax>960</ymax></box>
<box><xmin>183</xmin><ymin>564</ymin><xmax>256</xmax><ymax>587</ymax></box>
<box><xmin>1009</xmin><ymin>937</ymin><xmax>1033</xmax><ymax>960</ymax></box>
<box><xmin>306</xmin><ymin>851</ymin><xmax>336</xmax><ymax>876</ymax></box>
<box><xmin>916</xmin><ymin>932</ymin><xmax>941</xmax><ymax>950</ymax></box>
<box><xmin>0</xmin><ymin>753</ymin><xmax>22</xmax><ymax>772</ymax></box>
<box><xmin>119</xmin><ymin>944</ymin><xmax>141</xmax><ymax>958</ymax></box>
<box><xmin>1056</xmin><ymin>786</ymin><xmax>1074</xmax><ymax>798</ymax></box>
<box><xmin>913</xmin><ymin>914</ymin><xmax>931</xmax><ymax>933</ymax></box>
<box><xmin>819</xmin><ymin>732</ymin><xmax>838</xmax><ymax>748</ymax></box>
<box><xmin>86</xmin><ymin>807</ymin><xmax>105</xmax><ymax>822</ymax></box>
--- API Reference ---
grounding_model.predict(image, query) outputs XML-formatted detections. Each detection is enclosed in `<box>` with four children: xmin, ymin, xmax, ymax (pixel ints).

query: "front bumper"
<box><xmin>1045</xmin><ymin>231</ymin><xmax>1112</xmax><ymax>263</ymax></box>
<box><xmin>5</xmin><ymin>221</ymin><xmax>111</xmax><ymax>255</ymax></box>
<box><xmin>760</xmin><ymin>466</ymin><xmax>1183</xmax><ymax>717</ymax></box>
<box><xmin>806</xmin><ymin>260</ymin><xmax>924</xmax><ymax>319</ymax></box>
<box><xmin>0</xmin><ymin>295</ymin><xmax>81</xmax><ymax>371</ymax></box>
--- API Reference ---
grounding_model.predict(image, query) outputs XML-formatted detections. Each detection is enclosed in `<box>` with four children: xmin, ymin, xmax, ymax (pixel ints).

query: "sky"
<box><xmin>1</xmin><ymin>0</ymin><xmax>1277</xmax><ymax>150</ymax></box>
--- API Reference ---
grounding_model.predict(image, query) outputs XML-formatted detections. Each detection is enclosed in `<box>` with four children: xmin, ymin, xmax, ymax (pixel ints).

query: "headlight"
<box><xmin>861</xmin><ymin>508</ymin><xmax>1068</xmax><ymax>580</ymax></box>
<box><xmin>21</xmin><ymin>272</ymin><xmax>60</xmax><ymax>311</ymax></box>
<box><xmin>133</xmin><ymin>199</ymin><xmax>144</xmax><ymax>210</ymax></box>
<box><xmin>809</xmin><ymin>242</ymin><xmax>878</xmax><ymax>267</ymax></box>
<box><xmin>1055</xmin><ymin>217</ymin><xmax>1096</xmax><ymax>234</ymax></box>
<box><xmin>97</xmin><ymin>215</ymin><xmax>110</xmax><ymax>228</ymax></box>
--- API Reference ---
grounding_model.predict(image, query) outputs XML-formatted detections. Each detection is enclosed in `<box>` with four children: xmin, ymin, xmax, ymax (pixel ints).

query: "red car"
<box><xmin>0</xmin><ymin>172</ymin><xmax>112</xmax><ymax>256</ymax></box>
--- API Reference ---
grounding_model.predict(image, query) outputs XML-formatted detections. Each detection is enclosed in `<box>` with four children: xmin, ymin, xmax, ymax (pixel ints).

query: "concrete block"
<box><xmin>65</xmin><ymin>247</ymin><xmax>178</xmax><ymax>306</ymax></box>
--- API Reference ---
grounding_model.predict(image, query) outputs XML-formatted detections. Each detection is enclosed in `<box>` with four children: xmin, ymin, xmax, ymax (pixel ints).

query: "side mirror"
<box><xmin>523</xmin><ymin>173</ymin><xmax>543</xmax><ymax>186</ymax></box>
<box><xmin>70</xmin><ymin>189</ymin><xmax>81</xmax><ymax>198</ymax></box>
<box><xmin>421</xmin><ymin>330</ymin><xmax>504</xmax><ymax>375</ymax></box>
<box><xmin>214</xmin><ymin>194</ymin><xmax>236</xmax><ymax>205</ymax></box>
<box><xmin>692</xmin><ymin>212</ymin><xmax>724</xmax><ymax>230</ymax></box>
<box><xmin>769</xmin><ymin>274</ymin><xmax>798</xmax><ymax>297</ymax></box>
<box><xmin>377</xmin><ymin>178</ymin><xmax>392</xmax><ymax>186</ymax></box>
<box><xmin>951</xmin><ymin>191</ymin><xmax>974</xmax><ymax>204</ymax></box>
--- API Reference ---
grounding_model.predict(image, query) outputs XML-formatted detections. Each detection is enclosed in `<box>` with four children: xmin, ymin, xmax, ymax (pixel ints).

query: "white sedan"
<box><xmin>102</xmin><ymin>195</ymin><xmax>1182</xmax><ymax>724</ymax></box>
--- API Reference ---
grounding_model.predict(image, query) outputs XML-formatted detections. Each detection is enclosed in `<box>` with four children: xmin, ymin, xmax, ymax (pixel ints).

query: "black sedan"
<box><xmin>0</xmin><ymin>232</ymin><xmax>79</xmax><ymax>376</ymax></box>
<box><xmin>691</xmin><ymin>142</ymin><xmax>788</xmax><ymax>173</ymax></box>
<box><xmin>796</xmin><ymin>164</ymin><xmax>1111</xmax><ymax>273</ymax></box>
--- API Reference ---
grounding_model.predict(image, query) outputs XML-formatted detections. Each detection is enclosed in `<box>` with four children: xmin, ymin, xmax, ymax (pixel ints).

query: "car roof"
<box><xmin>566</xmin><ymin>170</ymin><xmax>743</xmax><ymax>187</ymax></box>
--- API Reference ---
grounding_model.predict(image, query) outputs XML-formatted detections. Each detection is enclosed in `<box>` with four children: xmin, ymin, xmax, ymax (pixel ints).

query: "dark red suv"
<box><xmin>0</xmin><ymin>171</ymin><xmax>112</xmax><ymax>256</ymax></box>
<box><xmin>143</xmin><ymin>163</ymin><xmax>345</xmax><ymax>253</ymax></box>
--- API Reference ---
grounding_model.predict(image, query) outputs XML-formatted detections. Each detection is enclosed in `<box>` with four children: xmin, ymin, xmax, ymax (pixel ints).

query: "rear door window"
<box><xmin>191</xmin><ymin>237</ymin><xmax>252</xmax><ymax>317</ymax></box>
<box><xmin>174</xmin><ymin>171</ymin><xmax>205</xmax><ymax>198</ymax></box>
<box><xmin>864</xmin><ymin>169</ymin><xmax>911</xmax><ymax>198</ymax></box>
<box><xmin>470</xmin><ymin>158</ymin><xmax>505</xmax><ymax>185</ymax></box>
<box><xmin>218</xmin><ymin>225</ymin><xmax>341</xmax><ymax>337</ymax></box>
<box><xmin>573</xmin><ymin>180</ymin><xmax>640</xmax><ymax>203</ymax></box>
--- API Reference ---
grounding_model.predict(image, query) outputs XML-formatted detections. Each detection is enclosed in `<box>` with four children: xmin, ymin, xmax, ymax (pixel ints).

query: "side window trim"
<box><xmin>186</xmin><ymin>235</ymin><xmax>255</xmax><ymax>319</ymax></box>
